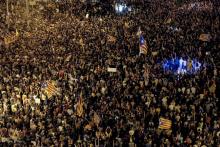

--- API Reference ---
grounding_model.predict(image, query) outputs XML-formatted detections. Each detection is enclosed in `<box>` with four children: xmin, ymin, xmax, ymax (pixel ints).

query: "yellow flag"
<box><xmin>76</xmin><ymin>92</ymin><xmax>84</xmax><ymax>117</ymax></box>
<box><xmin>42</xmin><ymin>80</ymin><xmax>59</xmax><ymax>98</ymax></box>
<box><xmin>4</xmin><ymin>37</ymin><xmax>9</xmax><ymax>45</ymax></box>
<box><xmin>165</xmin><ymin>18</ymin><xmax>172</xmax><ymax>24</ymax></box>
<box><xmin>159</xmin><ymin>117</ymin><xmax>172</xmax><ymax>130</ymax></box>
<box><xmin>16</xmin><ymin>29</ymin><xmax>19</xmax><ymax>37</ymax></box>
<box><xmin>79</xmin><ymin>38</ymin><xmax>84</xmax><ymax>46</ymax></box>
<box><xmin>199</xmin><ymin>34</ymin><xmax>211</xmax><ymax>42</ymax></box>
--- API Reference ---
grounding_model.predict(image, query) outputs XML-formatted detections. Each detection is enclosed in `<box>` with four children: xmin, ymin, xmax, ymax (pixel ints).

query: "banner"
<box><xmin>107</xmin><ymin>67</ymin><xmax>117</xmax><ymax>72</ymax></box>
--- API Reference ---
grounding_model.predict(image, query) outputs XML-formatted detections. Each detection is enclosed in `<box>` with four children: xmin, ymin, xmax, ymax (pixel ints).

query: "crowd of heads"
<box><xmin>0</xmin><ymin>0</ymin><xmax>219</xmax><ymax>146</ymax></box>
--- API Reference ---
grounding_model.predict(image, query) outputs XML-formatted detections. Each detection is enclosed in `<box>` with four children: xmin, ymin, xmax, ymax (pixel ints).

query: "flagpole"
<box><xmin>6</xmin><ymin>0</ymin><xmax>9</xmax><ymax>15</ymax></box>
<box><xmin>6</xmin><ymin>0</ymin><xmax>9</xmax><ymax>28</ymax></box>
<box><xmin>25</xmin><ymin>0</ymin><xmax>30</xmax><ymax>29</ymax></box>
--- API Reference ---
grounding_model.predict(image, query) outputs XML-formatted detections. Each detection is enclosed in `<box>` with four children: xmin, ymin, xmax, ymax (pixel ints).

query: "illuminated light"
<box><xmin>115</xmin><ymin>3</ymin><xmax>131</xmax><ymax>14</ymax></box>
<box><xmin>163</xmin><ymin>57</ymin><xmax>202</xmax><ymax>75</ymax></box>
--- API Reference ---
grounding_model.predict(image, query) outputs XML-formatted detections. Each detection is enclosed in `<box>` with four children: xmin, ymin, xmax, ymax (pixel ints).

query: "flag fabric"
<box><xmin>107</xmin><ymin>35</ymin><xmax>116</xmax><ymax>43</ymax></box>
<box><xmin>4</xmin><ymin>30</ymin><xmax>19</xmax><ymax>45</ymax></box>
<box><xmin>152</xmin><ymin>51</ymin><xmax>159</xmax><ymax>56</ymax></box>
<box><xmin>65</xmin><ymin>54</ymin><xmax>72</xmax><ymax>62</ymax></box>
<box><xmin>4</xmin><ymin>35</ymin><xmax>16</xmax><ymax>45</ymax></box>
<box><xmin>15</xmin><ymin>29</ymin><xmax>19</xmax><ymax>37</ymax></box>
<box><xmin>124</xmin><ymin>22</ymin><xmax>129</xmax><ymax>28</ymax></box>
<box><xmin>165</xmin><ymin>18</ymin><xmax>172</xmax><ymax>24</ymax></box>
<box><xmin>139</xmin><ymin>34</ymin><xmax>148</xmax><ymax>55</ymax></box>
<box><xmin>159</xmin><ymin>117</ymin><xmax>172</xmax><ymax>130</ymax></box>
<box><xmin>199</xmin><ymin>33</ymin><xmax>211</xmax><ymax>42</ymax></box>
<box><xmin>79</xmin><ymin>38</ymin><xmax>84</xmax><ymax>46</ymax></box>
<box><xmin>42</xmin><ymin>80</ymin><xmax>59</xmax><ymax>98</ymax></box>
<box><xmin>136</xmin><ymin>27</ymin><xmax>142</xmax><ymax>36</ymax></box>
<box><xmin>84</xmin><ymin>124</ymin><xmax>92</xmax><ymax>130</ymax></box>
<box><xmin>76</xmin><ymin>92</ymin><xmax>84</xmax><ymax>117</ymax></box>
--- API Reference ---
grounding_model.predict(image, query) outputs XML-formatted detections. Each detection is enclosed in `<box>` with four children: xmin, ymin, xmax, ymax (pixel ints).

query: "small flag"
<box><xmin>65</xmin><ymin>54</ymin><xmax>72</xmax><ymax>62</ymax></box>
<box><xmin>152</xmin><ymin>51</ymin><xmax>159</xmax><ymax>56</ymax></box>
<box><xmin>76</xmin><ymin>92</ymin><xmax>84</xmax><ymax>117</ymax></box>
<box><xmin>139</xmin><ymin>34</ymin><xmax>148</xmax><ymax>55</ymax></box>
<box><xmin>136</xmin><ymin>27</ymin><xmax>142</xmax><ymax>36</ymax></box>
<box><xmin>79</xmin><ymin>38</ymin><xmax>84</xmax><ymax>46</ymax></box>
<box><xmin>124</xmin><ymin>22</ymin><xmax>129</xmax><ymax>28</ymax></box>
<box><xmin>84</xmin><ymin>124</ymin><xmax>92</xmax><ymax>130</ymax></box>
<box><xmin>15</xmin><ymin>29</ymin><xmax>19</xmax><ymax>37</ymax></box>
<box><xmin>42</xmin><ymin>80</ymin><xmax>59</xmax><ymax>98</ymax></box>
<box><xmin>165</xmin><ymin>18</ymin><xmax>172</xmax><ymax>24</ymax></box>
<box><xmin>199</xmin><ymin>33</ymin><xmax>211</xmax><ymax>42</ymax></box>
<box><xmin>4</xmin><ymin>30</ymin><xmax>19</xmax><ymax>45</ymax></box>
<box><xmin>93</xmin><ymin>112</ymin><xmax>101</xmax><ymax>127</ymax></box>
<box><xmin>159</xmin><ymin>117</ymin><xmax>172</xmax><ymax>130</ymax></box>
<box><xmin>107</xmin><ymin>35</ymin><xmax>116</xmax><ymax>43</ymax></box>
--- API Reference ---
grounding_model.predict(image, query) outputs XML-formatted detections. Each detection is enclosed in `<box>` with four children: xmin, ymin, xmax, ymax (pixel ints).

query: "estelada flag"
<box><xmin>139</xmin><ymin>34</ymin><xmax>148</xmax><ymax>55</ymax></box>
<box><xmin>159</xmin><ymin>117</ymin><xmax>172</xmax><ymax>130</ymax></box>
<box><xmin>42</xmin><ymin>80</ymin><xmax>60</xmax><ymax>98</ymax></box>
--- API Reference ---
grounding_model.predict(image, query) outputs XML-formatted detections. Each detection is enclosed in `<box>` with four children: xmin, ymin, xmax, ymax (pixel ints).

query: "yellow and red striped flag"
<box><xmin>159</xmin><ymin>117</ymin><xmax>172</xmax><ymax>130</ymax></box>
<box><xmin>42</xmin><ymin>80</ymin><xmax>60</xmax><ymax>98</ymax></box>
<box><xmin>76</xmin><ymin>92</ymin><xmax>84</xmax><ymax>117</ymax></box>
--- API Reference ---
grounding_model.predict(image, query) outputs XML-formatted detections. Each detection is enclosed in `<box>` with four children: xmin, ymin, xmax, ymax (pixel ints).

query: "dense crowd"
<box><xmin>0</xmin><ymin>0</ymin><xmax>219</xmax><ymax>146</ymax></box>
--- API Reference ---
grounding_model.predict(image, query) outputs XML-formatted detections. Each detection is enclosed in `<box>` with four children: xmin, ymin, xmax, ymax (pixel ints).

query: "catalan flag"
<box><xmin>159</xmin><ymin>117</ymin><xmax>172</xmax><ymax>130</ymax></box>
<box><xmin>76</xmin><ymin>92</ymin><xmax>84</xmax><ymax>117</ymax></box>
<box><xmin>139</xmin><ymin>34</ymin><xmax>148</xmax><ymax>55</ymax></box>
<box><xmin>42</xmin><ymin>80</ymin><xmax>59</xmax><ymax>98</ymax></box>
